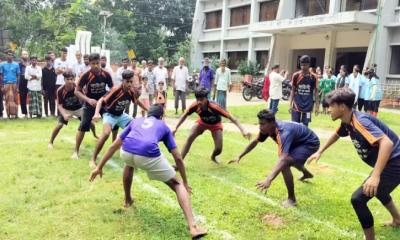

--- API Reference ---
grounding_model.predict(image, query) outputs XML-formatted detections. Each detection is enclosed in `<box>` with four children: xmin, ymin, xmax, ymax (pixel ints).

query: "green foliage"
<box><xmin>170</xmin><ymin>37</ymin><xmax>192</xmax><ymax>68</ymax></box>
<box><xmin>237</xmin><ymin>60</ymin><xmax>258</xmax><ymax>76</ymax></box>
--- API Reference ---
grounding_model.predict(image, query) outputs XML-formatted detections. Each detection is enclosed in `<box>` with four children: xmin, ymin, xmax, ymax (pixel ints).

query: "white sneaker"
<box><xmin>48</xmin><ymin>143</ymin><xmax>54</xmax><ymax>149</ymax></box>
<box><xmin>71</xmin><ymin>152</ymin><xmax>79</xmax><ymax>160</ymax></box>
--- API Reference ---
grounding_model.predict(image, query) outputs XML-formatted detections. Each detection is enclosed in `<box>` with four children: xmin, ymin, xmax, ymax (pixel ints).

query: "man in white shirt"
<box><xmin>71</xmin><ymin>51</ymin><xmax>85</xmax><ymax>80</ymax></box>
<box><xmin>172</xmin><ymin>57</ymin><xmax>189</xmax><ymax>114</ymax></box>
<box><xmin>25</xmin><ymin>56</ymin><xmax>43</xmax><ymax>118</ymax></box>
<box><xmin>269</xmin><ymin>64</ymin><xmax>288</xmax><ymax>114</ymax></box>
<box><xmin>140</xmin><ymin>60</ymin><xmax>148</xmax><ymax>77</ymax></box>
<box><xmin>116</xmin><ymin>58</ymin><xmax>130</xmax><ymax>87</ymax></box>
<box><xmin>54</xmin><ymin>48</ymin><xmax>69</xmax><ymax>89</ymax></box>
<box><xmin>153</xmin><ymin>57</ymin><xmax>168</xmax><ymax>91</ymax></box>
<box><xmin>100</xmin><ymin>55</ymin><xmax>115</xmax><ymax>82</ymax></box>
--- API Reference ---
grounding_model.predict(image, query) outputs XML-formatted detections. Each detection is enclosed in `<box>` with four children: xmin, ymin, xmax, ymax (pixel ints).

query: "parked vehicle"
<box><xmin>187</xmin><ymin>72</ymin><xmax>199</xmax><ymax>93</ymax></box>
<box><xmin>242</xmin><ymin>78</ymin><xmax>264</xmax><ymax>101</ymax></box>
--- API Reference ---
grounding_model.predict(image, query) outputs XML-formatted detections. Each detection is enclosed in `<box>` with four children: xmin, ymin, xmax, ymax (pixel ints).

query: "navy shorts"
<box><xmin>289</xmin><ymin>144</ymin><xmax>320</xmax><ymax>167</ymax></box>
<box><xmin>291</xmin><ymin>110</ymin><xmax>311</xmax><ymax>126</ymax></box>
<box><xmin>79</xmin><ymin>104</ymin><xmax>105</xmax><ymax>132</ymax></box>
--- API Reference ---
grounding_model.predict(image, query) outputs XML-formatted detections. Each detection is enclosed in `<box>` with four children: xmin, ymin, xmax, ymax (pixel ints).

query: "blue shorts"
<box><xmin>103</xmin><ymin>112</ymin><xmax>132</xmax><ymax>129</ymax></box>
<box><xmin>289</xmin><ymin>144</ymin><xmax>320</xmax><ymax>167</ymax></box>
<box><xmin>291</xmin><ymin>110</ymin><xmax>311</xmax><ymax>126</ymax></box>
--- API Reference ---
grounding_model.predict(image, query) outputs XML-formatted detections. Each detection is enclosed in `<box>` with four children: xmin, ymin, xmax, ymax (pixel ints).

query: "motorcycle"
<box><xmin>282</xmin><ymin>79</ymin><xmax>292</xmax><ymax>101</ymax></box>
<box><xmin>242</xmin><ymin>78</ymin><xmax>264</xmax><ymax>101</ymax></box>
<box><xmin>187</xmin><ymin>72</ymin><xmax>199</xmax><ymax>94</ymax></box>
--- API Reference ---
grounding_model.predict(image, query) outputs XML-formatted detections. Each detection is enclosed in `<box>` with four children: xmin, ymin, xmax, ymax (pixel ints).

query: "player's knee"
<box><xmin>351</xmin><ymin>192</ymin><xmax>365</xmax><ymax>207</ymax></box>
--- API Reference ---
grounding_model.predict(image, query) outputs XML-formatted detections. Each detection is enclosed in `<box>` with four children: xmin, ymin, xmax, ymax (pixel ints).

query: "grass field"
<box><xmin>1</xmin><ymin>104</ymin><xmax>400</xmax><ymax>240</ymax></box>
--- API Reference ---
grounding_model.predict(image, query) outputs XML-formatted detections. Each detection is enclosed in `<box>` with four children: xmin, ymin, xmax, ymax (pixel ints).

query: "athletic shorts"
<box><xmin>78</xmin><ymin>104</ymin><xmax>104</xmax><ymax>132</ymax></box>
<box><xmin>58</xmin><ymin>108</ymin><xmax>83</xmax><ymax>125</ymax></box>
<box><xmin>103</xmin><ymin>112</ymin><xmax>132</xmax><ymax>129</ymax></box>
<box><xmin>120</xmin><ymin>150</ymin><xmax>176</xmax><ymax>182</ymax></box>
<box><xmin>289</xmin><ymin>144</ymin><xmax>320</xmax><ymax>168</ymax></box>
<box><xmin>197</xmin><ymin>119</ymin><xmax>223</xmax><ymax>133</ymax></box>
<box><xmin>291</xmin><ymin>110</ymin><xmax>311</xmax><ymax>126</ymax></box>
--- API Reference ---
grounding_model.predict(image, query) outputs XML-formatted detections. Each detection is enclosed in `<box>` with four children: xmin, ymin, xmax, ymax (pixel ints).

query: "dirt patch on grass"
<box><xmin>310</xmin><ymin>164</ymin><xmax>334</xmax><ymax>175</ymax></box>
<box><xmin>261</xmin><ymin>213</ymin><xmax>285</xmax><ymax>228</ymax></box>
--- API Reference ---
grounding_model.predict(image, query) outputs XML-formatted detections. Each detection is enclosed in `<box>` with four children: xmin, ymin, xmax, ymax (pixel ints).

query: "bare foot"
<box><xmin>211</xmin><ymin>156</ymin><xmax>220</xmax><ymax>164</ymax></box>
<box><xmin>124</xmin><ymin>198</ymin><xmax>134</xmax><ymax>208</ymax></box>
<box><xmin>48</xmin><ymin>143</ymin><xmax>54</xmax><ymax>149</ymax></box>
<box><xmin>298</xmin><ymin>172</ymin><xmax>313</xmax><ymax>182</ymax></box>
<box><xmin>382</xmin><ymin>220</ymin><xmax>400</xmax><ymax>227</ymax></box>
<box><xmin>89</xmin><ymin>160</ymin><xmax>97</xmax><ymax>169</ymax></box>
<box><xmin>190</xmin><ymin>225</ymin><xmax>207</xmax><ymax>239</ymax></box>
<box><xmin>282</xmin><ymin>199</ymin><xmax>297</xmax><ymax>208</ymax></box>
<box><xmin>71</xmin><ymin>152</ymin><xmax>79</xmax><ymax>160</ymax></box>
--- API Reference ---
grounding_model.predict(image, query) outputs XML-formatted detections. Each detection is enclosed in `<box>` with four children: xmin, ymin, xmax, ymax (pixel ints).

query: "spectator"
<box><xmin>349</xmin><ymin>65</ymin><xmax>361</xmax><ymax>107</ymax></box>
<box><xmin>25</xmin><ymin>56</ymin><xmax>43</xmax><ymax>118</ymax></box>
<box><xmin>116</xmin><ymin>58</ymin><xmax>130</xmax><ymax>87</ymax></box>
<box><xmin>140</xmin><ymin>60</ymin><xmax>148</xmax><ymax>77</ymax></box>
<box><xmin>54</xmin><ymin>48</ymin><xmax>69</xmax><ymax>89</ymax></box>
<box><xmin>42</xmin><ymin>55</ymin><xmax>57</xmax><ymax>117</ymax></box>
<box><xmin>100</xmin><ymin>55</ymin><xmax>115</xmax><ymax>81</ymax></box>
<box><xmin>153</xmin><ymin>57</ymin><xmax>168</xmax><ymax>91</ymax></box>
<box><xmin>139</xmin><ymin>76</ymin><xmax>150</xmax><ymax>117</ymax></box>
<box><xmin>358</xmin><ymin>68</ymin><xmax>369</xmax><ymax>112</ymax></box>
<box><xmin>336</xmin><ymin>68</ymin><xmax>349</xmax><ymax>89</ymax></box>
<box><xmin>199</xmin><ymin>57</ymin><xmax>214</xmax><ymax>99</ymax></box>
<box><xmin>213</xmin><ymin>59</ymin><xmax>231</xmax><ymax>110</ymax></box>
<box><xmin>366</xmin><ymin>69</ymin><xmax>382</xmax><ymax>117</ymax></box>
<box><xmin>155</xmin><ymin>81</ymin><xmax>167</xmax><ymax>111</ymax></box>
<box><xmin>142</xmin><ymin>60</ymin><xmax>156</xmax><ymax>104</ymax></box>
<box><xmin>19</xmin><ymin>50</ymin><xmax>30</xmax><ymax>117</ymax></box>
<box><xmin>71</xmin><ymin>51</ymin><xmax>85</xmax><ymax>79</ymax></box>
<box><xmin>82</xmin><ymin>54</ymin><xmax>91</xmax><ymax>73</ymax></box>
<box><xmin>128</xmin><ymin>58</ymin><xmax>142</xmax><ymax>117</ymax></box>
<box><xmin>0</xmin><ymin>51</ymin><xmax>20</xmax><ymax>118</ymax></box>
<box><xmin>318</xmin><ymin>68</ymin><xmax>335</xmax><ymax>114</ymax></box>
<box><xmin>47</xmin><ymin>51</ymin><xmax>56</xmax><ymax>62</ymax></box>
<box><xmin>172</xmin><ymin>57</ymin><xmax>189</xmax><ymax>114</ymax></box>
<box><xmin>269</xmin><ymin>64</ymin><xmax>288</xmax><ymax>114</ymax></box>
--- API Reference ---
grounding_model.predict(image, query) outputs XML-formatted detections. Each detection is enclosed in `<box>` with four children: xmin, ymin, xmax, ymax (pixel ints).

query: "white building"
<box><xmin>191</xmin><ymin>0</ymin><xmax>400</xmax><ymax>84</ymax></box>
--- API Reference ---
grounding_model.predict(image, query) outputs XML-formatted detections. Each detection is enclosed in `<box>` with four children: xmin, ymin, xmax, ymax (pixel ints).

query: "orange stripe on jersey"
<box><xmin>103</xmin><ymin>87</ymin><xmax>120</xmax><ymax>103</ymax></box>
<box><xmin>276</xmin><ymin>129</ymin><xmax>283</xmax><ymax>156</ymax></box>
<box><xmin>352</xmin><ymin>115</ymin><xmax>381</xmax><ymax>145</ymax></box>
<box><xmin>209</xmin><ymin>102</ymin><xmax>231</xmax><ymax>118</ymax></box>
<box><xmin>185</xmin><ymin>101</ymin><xmax>198</xmax><ymax>115</ymax></box>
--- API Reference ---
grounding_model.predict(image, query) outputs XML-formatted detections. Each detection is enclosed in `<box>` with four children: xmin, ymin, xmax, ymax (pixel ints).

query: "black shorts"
<box><xmin>371</xmin><ymin>101</ymin><xmax>381</xmax><ymax>112</ymax></box>
<box><xmin>79</xmin><ymin>104</ymin><xmax>104</xmax><ymax>132</ymax></box>
<box><xmin>58</xmin><ymin>114</ymin><xmax>82</xmax><ymax>125</ymax></box>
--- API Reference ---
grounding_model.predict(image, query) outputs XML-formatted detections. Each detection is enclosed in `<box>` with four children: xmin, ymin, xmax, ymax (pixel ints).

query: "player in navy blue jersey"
<box><xmin>308</xmin><ymin>88</ymin><xmax>400</xmax><ymax>240</ymax></box>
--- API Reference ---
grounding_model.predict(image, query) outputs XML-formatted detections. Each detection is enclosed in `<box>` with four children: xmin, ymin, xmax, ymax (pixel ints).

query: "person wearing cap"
<box><xmin>173</xmin><ymin>87</ymin><xmax>251</xmax><ymax>164</ymax></box>
<box><xmin>0</xmin><ymin>50</ymin><xmax>21</xmax><ymax>118</ymax></box>
<box><xmin>269</xmin><ymin>64</ymin><xmax>288</xmax><ymax>114</ymax></box>
<box><xmin>90</xmin><ymin>70</ymin><xmax>147</xmax><ymax>168</ymax></box>
<box><xmin>89</xmin><ymin>104</ymin><xmax>207</xmax><ymax>239</ymax></box>
<box><xmin>25</xmin><ymin>56</ymin><xmax>43</xmax><ymax>118</ymax></box>
<box><xmin>289</xmin><ymin>55</ymin><xmax>318</xmax><ymax>127</ymax></box>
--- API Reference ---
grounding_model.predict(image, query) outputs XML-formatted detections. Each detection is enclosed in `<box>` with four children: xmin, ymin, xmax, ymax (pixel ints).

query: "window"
<box><xmin>256</xmin><ymin>51</ymin><xmax>269</xmax><ymax>69</ymax></box>
<box><xmin>228</xmin><ymin>51</ymin><xmax>248</xmax><ymax>69</ymax></box>
<box><xmin>203</xmin><ymin>52</ymin><xmax>220</xmax><ymax>60</ymax></box>
<box><xmin>343</xmin><ymin>0</ymin><xmax>378</xmax><ymax>11</ymax></box>
<box><xmin>390</xmin><ymin>46</ymin><xmax>400</xmax><ymax>74</ymax></box>
<box><xmin>259</xmin><ymin>1</ymin><xmax>279</xmax><ymax>22</ymax></box>
<box><xmin>230</xmin><ymin>5</ymin><xmax>251</xmax><ymax>27</ymax></box>
<box><xmin>295</xmin><ymin>0</ymin><xmax>330</xmax><ymax>17</ymax></box>
<box><xmin>205</xmin><ymin>10</ymin><xmax>222</xmax><ymax>29</ymax></box>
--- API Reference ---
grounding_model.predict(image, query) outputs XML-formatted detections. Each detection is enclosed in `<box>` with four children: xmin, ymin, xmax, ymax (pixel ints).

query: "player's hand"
<box><xmin>242</xmin><ymin>131</ymin><xmax>251</xmax><ymax>140</ymax></box>
<box><xmin>172</xmin><ymin>129</ymin><xmax>177</xmax><ymax>137</ymax></box>
<box><xmin>92</xmin><ymin>114</ymin><xmax>101</xmax><ymax>123</ymax></box>
<box><xmin>228</xmin><ymin>158</ymin><xmax>240</xmax><ymax>164</ymax></box>
<box><xmin>184</xmin><ymin>183</ymin><xmax>192</xmax><ymax>194</ymax></box>
<box><xmin>363</xmin><ymin>175</ymin><xmax>380</xmax><ymax>197</ymax></box>
<box><xmin>256</xmin><ymin>179</ymin><xmax>271</xmax><ymax>194</ymax></box>
<box><xmin>88</xmin><ymin>98</ymin><xmax>97</xmax><ymax>107</ymax></box>
<box><xmin>307</xmin><ymin>151</ymin><xmax>321</xmax><ymax>164</ymax></box>
<box><xmin>89</xmin><ymin>167</ymin><xmax>103</xmax><ymax>182</ymax></box>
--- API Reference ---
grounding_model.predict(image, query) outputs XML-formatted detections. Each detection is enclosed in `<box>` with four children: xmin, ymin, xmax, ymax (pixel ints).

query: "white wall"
<box><xmin>336</xmin><ymin>31</ymin><xmax>371</xmax><ymax>48</ymax></box>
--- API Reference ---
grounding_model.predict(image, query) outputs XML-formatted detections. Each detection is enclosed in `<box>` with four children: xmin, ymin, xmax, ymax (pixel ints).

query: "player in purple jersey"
<box><xmin>230</xmin><ymin>109</ymin><xmax>320</xmax><ymax>207</ymax></box>
<box><xmin>308</xmin><ymin>88</ymin><xmax>400</xmax><ymax>240</ymax></box>
<box><xmin>89</xmin><ymin>104</ymin><xmax>207</xmax><ymax>239</ymax></box>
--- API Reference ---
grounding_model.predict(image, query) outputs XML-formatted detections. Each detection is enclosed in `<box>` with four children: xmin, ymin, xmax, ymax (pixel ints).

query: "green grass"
<box><xmin>1</xmin><ymin>115</ymin><xmax>400</xmax><ymax>239</ymax></box>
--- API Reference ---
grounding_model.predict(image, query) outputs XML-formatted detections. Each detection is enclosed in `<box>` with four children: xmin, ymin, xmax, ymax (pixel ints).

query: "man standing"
<box><xmin>19</xmin><ymin>50</ymin><xmax>30</xmax><ymax>117</ymax></box>
<box><xmin>213</xmin><ymin>59</ymin><xmax>231</xmax><ymax>110</ymax></box>
<box><xmin>100</xmin><ymin>55</ymin><xmax>115</xmax><ymax>84</ymax></box>
<box><xmin>308</xmin><ymin>88</ymin><xmax>400</xmax><ymax>240</ymax></box>
<box><xmin>42</xmin><ymin>56</ymin><xmax>57</xmax><ymax>117</ymax></box>
<box><xmin>73</xmin><ymin>53</ymin><xmax>113</xmax><ymax>159</ymax></box>
<box><xmin>172</xmin><ymin>57</ymin><xmax>189</xmax><ymax>114</ymax></box>
<box><xmin>289</xmin><ymin>55</ymin><xmax>317</xmax><ymax>127</ymax></box>
<box><xmin>25</xmin><ymin>56</ymin><xmax>43</xmax><ymax>118</ymax></box>
<box><xmin>153</xmin><ymin>57</ymin><xmax>168</xmax><ymax>90</ymax></box>
<box><xmin>142</xmin><ymin>60</ymin><xmax>156</xmax><ymax>104</ymax></box>
<box><xmin>82</xmin><ymin>54</ymin><xmax>91</xmax><ymax>74</ymax></box>
<box><xmin>71</xmin><ymin>51</ymin><xmax>85</xmax><ymax>80</ymax></box>
<box><xmin>199</xmin><ymin>58</ymin><xmax>214</xmax><ymax>99</ymax></box>
<box><xmin>0</xmin><ymin>51</ymin><xmax>20</xmax><ymax>118</ymax></box>
<box><xmin>54</xmin><ymin>48</ymin><xmax>69</xmax><ymax>89</ymax></box>
<box><xmin>269</xmin><ymin>64</ymin><xmax>288</xmax><ymax>114</ymax></box>
<box><xmin>116</xmin><ymin>58</ymin><xmax>130</xmax><ymax>87</ymax></box>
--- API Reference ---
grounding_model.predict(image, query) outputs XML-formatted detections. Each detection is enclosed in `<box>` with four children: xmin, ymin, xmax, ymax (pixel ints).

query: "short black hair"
<box><xmin>89</xmin><ymin>53</ymin><xmax>100</xmax><ymax>62</ymax></box>
<box><xmin>325</xmin><ymin>88</ymin><xmax>355</xmax><ymax>109</ymax></box>
<box><xmin>194</xmin><ymin>87</ymin><xmax>209</xmax><ymax>99</ymax></box>
<box><xmin>30</xmin><ymin>56</ymin><xmax>38</xmax><ymax>60</ymax></box>
<box><xmin>148</xmin><ymin>104</ymin><xmax>164</xmax><ymax>119</ymax></box>
<box><xmin>61</xmin><ymin>47</ymin><xmax>68</xmax><ymax>53</ymax></box>
<box><xmin>47</xmin><ymin>50</ymin><xmax>54</xmax><ymax>55</ymax></box>
<box><xmin>122</xmin><ymin>57</ymin><xmax>129</xmax><ymax>62</ymax></box>
<box><xmin>132</xmin><ymin>58</ymin><xmax>137</xmax><ymax>62</ymax></box>
<box><xmin>45</xmin><ymin>55</ymin><xmax>52</xmax><ymax>61</ymax></box>
<box><xmin>100</xmin><ymin>55</ymin><xmax>107</xmax><ymax>60</ymax></box>
<box><xmin>271</xmin><ymin>64</ymin><xmax>280</xmax><ymax>70</ymax></box>
<box><xmin>122</xmin><ymin>70</ymin><xmax>134</xmax><ymax>80</ymax></box>
<box><xmin>63</xmin><ymin>70</ymin><xmax>76</xmax><ymax>79</ymax></box>
<box><xmin>83</xmin><ymin>54</ymin><xmax>89</xmax><ymax>59</ymax></box>
<box><xmin>257</xmin><ymin>109</ymin><xmax>275</xmax><ymax>123</ymax></box>
<box><xmin>299</xmin><ymin>55</ymin><xmax>310</xmax><ymax>64</ymax></box>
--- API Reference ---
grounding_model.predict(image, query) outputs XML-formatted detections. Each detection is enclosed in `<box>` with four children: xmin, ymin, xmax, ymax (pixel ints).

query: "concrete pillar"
<box><xmin>329</xmin><ymin>0</ymin><xmax>341</xmax><ymax>15</ymax></box>
<box><xmin>277</xmin><ymin>0</ymin><xmax>295</xmax><ymax>20</ymax></box>
<box><xmin>191</xmin><ymin>0</ymin><xmax>205</xmax><ymax>69</ymax></box>
<box><xmin>248</xmin><ymin>0</ymin><xmax>257</xmax><ymax>62</ymax></box>
<box><xmin>220</xmin><ymin>0</ymin><xmax>228</xmax><ymax>60</ymax></box>
<box><xmin>324</xmin><ymin>31</ymin><xmax>337</xmax><ymax>69</ymax></box>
